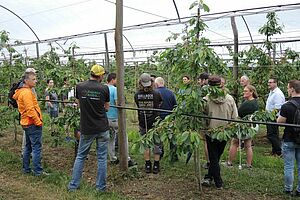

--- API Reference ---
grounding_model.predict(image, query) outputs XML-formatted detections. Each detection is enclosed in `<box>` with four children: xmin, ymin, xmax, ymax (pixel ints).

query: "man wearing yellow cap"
<box><xmin>68</xmin><ymin>64</ymin><xmax>110</xmax><ymax>192</ymax></box>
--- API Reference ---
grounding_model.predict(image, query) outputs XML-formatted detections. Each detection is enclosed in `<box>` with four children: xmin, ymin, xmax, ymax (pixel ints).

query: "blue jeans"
<box><xmin>23</xmin><ymin>125</ymin><xmax>43</xmax><ymax>175</ymax></box>
<box><xmin>282</xmin><ymin>142</ymin><xmax>300</xmax><ymax>192</ymax></box>
<box><xmin>68</xmin><ymin>131</ymin><xmax>109</xmax><ymax>191</ymax></box>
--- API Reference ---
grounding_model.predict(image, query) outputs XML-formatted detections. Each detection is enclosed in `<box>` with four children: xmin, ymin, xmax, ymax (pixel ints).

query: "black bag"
<box><xmin>289</xmin><ymin>100</ymin><xmax>300</xmax><ymax>144</ymax></box>
<box><xmin>8</xmin><ymin>80</ymin><xmax>23</xmax><ymax>108</ymax></box>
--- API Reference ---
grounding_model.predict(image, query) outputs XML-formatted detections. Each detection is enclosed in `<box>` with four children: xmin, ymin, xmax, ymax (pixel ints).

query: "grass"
<box><xmin>0</xmin><ymin>149</ymin><xmax>127</xmax><ymax>200</ymax></box>
<box><xmin>0</xmin><ymin>111</ymin><xmax>298</xmax><ymax>199</ymax></box>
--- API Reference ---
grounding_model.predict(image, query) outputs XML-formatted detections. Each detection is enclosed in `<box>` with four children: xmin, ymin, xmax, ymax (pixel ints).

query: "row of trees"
<box><xmin>1</xmin><ymin>1</ymin><xmax>300</xmax><ymax>186</ymax></box>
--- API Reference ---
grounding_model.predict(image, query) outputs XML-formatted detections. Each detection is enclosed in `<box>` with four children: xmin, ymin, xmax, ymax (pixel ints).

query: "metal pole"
<box><xmin>104</xmin><ymin>33</ymin><xmax>110</xmax><ymax>70</ymax></box>
<box><xmin>115</xmin><ymin>0</ymin><xmax>128</xmax><ymax>171</ymax></box>
<box><xmin>36</xmin><ymin>43</ymin><xmax>39</xmax><ymax>59</ymax></box>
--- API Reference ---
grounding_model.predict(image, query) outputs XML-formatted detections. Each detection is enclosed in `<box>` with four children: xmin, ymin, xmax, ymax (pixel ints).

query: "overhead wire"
<box><xmin>103</xmin><ymin>0</ymin><xmax>170</xmax><ymax>20</ymax></box>
<box><xmin>0</xmin><ymin>0</ymin><xmax>95</xmax><ymax>24</ymax></box>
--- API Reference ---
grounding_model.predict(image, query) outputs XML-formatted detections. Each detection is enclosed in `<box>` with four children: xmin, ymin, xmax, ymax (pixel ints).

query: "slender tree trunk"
<box><xmin>115</xmin><ymin>0</ymin><xmax>128</xmax><ymax>171</ymax></box>
<box><xmin>231</xmin><ymin>17</ymin><xmax>239</xmax><ymax>103</ymax></box>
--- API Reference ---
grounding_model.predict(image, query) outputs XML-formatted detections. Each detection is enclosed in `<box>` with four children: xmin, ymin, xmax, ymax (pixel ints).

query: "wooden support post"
<box><xmin>231</xmin><ymin>16</ymin><xmax>239</xmax><ymax>103</ymax></box>
<box><xmin>115</xmin><ymin>0</ymin><xmax>128</xmax><ymax>171</ymax></box>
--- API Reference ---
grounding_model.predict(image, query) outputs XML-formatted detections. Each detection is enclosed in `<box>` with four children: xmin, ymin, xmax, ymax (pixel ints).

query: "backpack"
<box><xmin>8</xmin><ymin>80</ymin><xmax>23</xmax><ymax>108</ymax></box>
<box><xmin>289</xmin><ymin>100</ymin><xmax>300</xmax><ymax>144</ymax></box>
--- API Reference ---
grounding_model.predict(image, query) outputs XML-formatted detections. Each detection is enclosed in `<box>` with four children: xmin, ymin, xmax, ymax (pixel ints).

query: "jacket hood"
<box><xmin>13</xmin><ymin>87</ymin><xmax>27</xmax><ymax>100</ymax></box>
<box><xmin>209</xmin><ymin>95</ymin><xmax>227</xmax><ymax>104</ymax></box>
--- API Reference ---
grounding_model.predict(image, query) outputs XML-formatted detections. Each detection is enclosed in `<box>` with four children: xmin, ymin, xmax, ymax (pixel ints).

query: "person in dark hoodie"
<box><xmin>201</xmin><ymin>75</ymin><xmax>238</xmax><ymax>189</ymax></box>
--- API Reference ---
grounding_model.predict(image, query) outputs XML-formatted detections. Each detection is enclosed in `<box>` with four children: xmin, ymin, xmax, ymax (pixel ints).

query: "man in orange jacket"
<box><xmin>13</xmin><ymin>70</ymin><xmax>44</xmax><ymax>176</ymax></box>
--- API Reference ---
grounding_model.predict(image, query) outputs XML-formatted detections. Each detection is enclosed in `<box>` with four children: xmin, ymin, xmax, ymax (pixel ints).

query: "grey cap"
<box><xmin>140</xmin><ymin>73</ymin><xmax>152</xmax><ymax>87</ymax></box>
<box><xmin>25</xmin><ymin>67</ymin><xmax>37</xmax><ymax>73</ymax></box>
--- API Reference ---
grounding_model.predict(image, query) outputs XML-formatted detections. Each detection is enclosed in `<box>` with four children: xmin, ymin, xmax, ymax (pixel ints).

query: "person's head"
<box><xmin>90</xmin><ymin>64</ymin><xmax>105</xmax><ymax>82</ymax></box>
<box><xmin>208</xmin><ymin>75</ymin><xmax>221</xmax><ymax>87</ymax></box>
<box><xmin>107</xmin><ymin>73</ymin><xmax>117</xmax><ymax>85</ymax></box>
<box><xmin>139</xmin><ymin>73</ymin><xmax>153</xmax><ymax>92</ymax></box>
<box><xmin>240</xmin><ymin>75</ymin><xmax>250</xmax><ymax>87</ymax></box>
<box><xmin>182</xmin><ymin>75</ymin><xmax>190</xmax><ymax>84</ymax></box>
<box><xmin>47</xmin><ymin>79</ymin><xmax>54</xmax><ymax>88</ymax></box>
<box><xmin>267</xmin><ymin>77</ymin><xmax>278</xmax><ymax>91</ymax></box>
<box><xmin>287</xmin><ymin>80</ymin><xmax>300</xmax><ymax>97</ymax></box>
<box><xmin>155</xmin><ymin>77</ymin><xmax>165</xmax><ymax>88</ymax></box>
<box><xmin>25</xmin><ymin>67</ymin><xmax>37</xmax><ymax>74</ymax></box>
<box><xmin>151</xmin><ymin>75</ymin><xmax>157</xmax><ymax>89</ymax></box>
<box><xmin>63</xmin><ymin>77</ymin><xmax>69</xmax><ymax>85</ymax></box>
<box><xmin>220</xmin><ymin>76</ymin><xmax>226</xmax><ymax>89</ymax></box>
<box><xmin>198</xmin><ymin>73</ymin><xmax>209</xmax><ymax>86</ymax></box>
<box><xmin>243</xmin><ymin>85</ymin><xmax>258</xmax><ymax>100</ymax></box>
<box><xmin>24</xmin><ymin>72</ymin><xmax>37</xmax><ymax>88</ymax></box>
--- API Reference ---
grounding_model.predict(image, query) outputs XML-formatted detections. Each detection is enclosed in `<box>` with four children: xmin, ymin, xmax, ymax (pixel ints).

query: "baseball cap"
<box><xmin>25</xmin><ymin>67</ymin><xmax>37</xmax><ymax>73</ymax></box>
<box><xmin>91</xmin><ymin>64</ymin><xmax>105</xmax><ymax>76</ymax></box>
<box><xmin>140</xmin><ymin>73</ymin><xmax>152</xmax><ymax>87</ymax></box>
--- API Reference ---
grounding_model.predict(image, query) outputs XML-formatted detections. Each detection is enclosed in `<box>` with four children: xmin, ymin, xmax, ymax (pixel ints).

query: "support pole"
<box><xmin>36</xmin><ymin>43</ymin><xmax>40</xmax><ymax>59</ymax></box>
<box><xmin>104</xmin><ymin>33</ymin><xmax>110</xmax><ymax>71</ymax></box>
<box><xmin>115</xmin><ymin>0</ymin><xmax>128</xmax><ymax>171</ymax></box>
<box><xmin>231</xmin><ymin>16</ymin><xmax>239</xmax><ymax>103</ymax></box>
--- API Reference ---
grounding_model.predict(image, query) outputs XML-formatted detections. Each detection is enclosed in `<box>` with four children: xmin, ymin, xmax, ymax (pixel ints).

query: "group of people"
<box><xmin>12</xmin><ymin>65</ymin><xmax>300</xmax><ymax>195</ymax></box>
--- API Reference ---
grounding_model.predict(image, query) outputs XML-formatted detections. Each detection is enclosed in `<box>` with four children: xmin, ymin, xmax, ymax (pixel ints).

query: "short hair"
<box><xmin>183</xmin><ymin>75</ymin><xmax>190</xmax><ymax>80</ymax></box>
<box><xmin>245</xmin><ymin>85</ymin><xmax>258</xmax><ymax>99</ymax></box>
<box><xmin>269</xmin><ymin>77</ymin><xmax>278</xmax><ymax>83</ymax></box>
<box><xmin>107</xmin><ymin>73</ymin><xmax>117</xmax><ymax>83</ymax></box>
<box><xmin>288</xmin><ymin>80</ymin><xmax>300</xmax><ymax>93</ymax></box>
<box><xmin>155</xmin><ymin>77</ymin><xmax>165</xmax><ymax>86</ymax></box>
<box><xmin>198</xmin><ymin>72</ymin><xmax>209</xmax><ymax>80</ymax></box>
<box><xmin>24</xmin><ymin>72</ymin><xmax>36</xmax><ymax>80</ymax></box>
<box><xmin>208</xmin><ymin>75</ymin><xmax>221</xmax><ymax>86</ymax></box>
<box><xmin>241</xmin><ymin>75</ymin><xmax>249</xmax><ymax>81</ymax></box>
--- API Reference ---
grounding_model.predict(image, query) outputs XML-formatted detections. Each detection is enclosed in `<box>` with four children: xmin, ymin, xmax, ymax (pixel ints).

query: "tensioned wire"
<box><xmin>14</xmin><ymin>98</ymin><xmax>300</xmax><ymax>129</ymax></box>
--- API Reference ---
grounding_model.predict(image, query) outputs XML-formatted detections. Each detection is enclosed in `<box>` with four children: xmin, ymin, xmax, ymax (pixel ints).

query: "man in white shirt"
<box><xmin>266</xmin><ymin>77</ymin><xmax>285</xmax><ymax>156</ymax></box>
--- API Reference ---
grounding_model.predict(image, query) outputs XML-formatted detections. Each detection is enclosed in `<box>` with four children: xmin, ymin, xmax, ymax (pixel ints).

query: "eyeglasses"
<box><xmin>268</xmin><ymin>81</ymin><xmax>275</xmax><ymax>84</ymax></box>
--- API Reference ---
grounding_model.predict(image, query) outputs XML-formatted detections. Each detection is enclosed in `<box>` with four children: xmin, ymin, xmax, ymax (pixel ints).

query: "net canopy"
<box><xmin>1</xmin><ymin>0</ymin><xmax>300</xmax><ymax>64</ymax></box>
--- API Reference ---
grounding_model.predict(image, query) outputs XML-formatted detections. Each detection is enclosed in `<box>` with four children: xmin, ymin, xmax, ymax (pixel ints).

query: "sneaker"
<box><xmin>284</xmin><ymin>190</ymin><xmax>293</xmax><ymax>195</ymax></box>
<box><xmin>216</xmin><ymin>186</ymin><xmax>223</xmax><ymax>190</ymax></box>
<box><xmin>128</xmin><ymin>159</ymin><xmax>137</xmax><ymax>167</ymax></box>
<box><xmin>153</xmin><ymin>163</ymin><xmax>160</xmax><ymax>174</ymax></box>
<box><xmin>202</xmin><ymin>162</ymin><xmax>210</xmax><ymax>169</ymax></box>
<box><xmin>110</xmin><ymin>159</ymin><xmax>119</xmax><ymax>165</ymax></box>
<box><xmin>145</xmin><ymin>161</ymin><xmax>152</xmax><ymax>173</ymax></box>
<box><xmin>225</xmin><ymin>161</ymin><xmax>233</xmax><ymax>168</ymax></box>
<box><xmin>201</xmin><ymin>178</ymin><xmax>213</xmax><ymax>187</ymax></box>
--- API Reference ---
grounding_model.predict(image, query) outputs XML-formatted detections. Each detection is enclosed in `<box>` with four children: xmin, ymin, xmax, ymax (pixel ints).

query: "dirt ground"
<box><xmin>0</xmin><ymin>132</ymin><xmax>282</xmax><ymax>200</ymax></box>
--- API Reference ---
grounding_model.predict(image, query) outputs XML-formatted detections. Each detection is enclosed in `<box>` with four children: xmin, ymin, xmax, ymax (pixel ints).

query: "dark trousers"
<box><xmin>266</xmin><ymin>124</ymin><xmax>281</xmax><ymax>155</ymax></box>
<box><xmin>205</xmin><ymin>135</ymin><xmax>227</xmax><ymax>187</ymax></box>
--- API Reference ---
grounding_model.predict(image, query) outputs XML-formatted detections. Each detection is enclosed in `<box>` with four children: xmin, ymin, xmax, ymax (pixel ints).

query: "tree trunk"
<box><xmin>115</xmin><ymin>0</ymin><xmax>128</xmax><ymax>171</ymax></box>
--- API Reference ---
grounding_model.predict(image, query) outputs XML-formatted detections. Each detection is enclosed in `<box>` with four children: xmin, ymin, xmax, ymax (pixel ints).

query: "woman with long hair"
<box><xmin>227</xmin><ymin>84</ymin><xmax>259</xmax><ymax>168</ymax></box>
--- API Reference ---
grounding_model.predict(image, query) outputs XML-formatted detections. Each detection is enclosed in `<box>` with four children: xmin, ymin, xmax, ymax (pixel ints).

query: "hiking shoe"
<box><xmin>153</xmin><ymin>162</ymin><xmax>160</xmax><ymax>174</ymax></box>
<box><xmin>110</xmin><ymin>159</ymin><xmax>119</xmax><ymax>165</ymax></box>
<box><xmin>202</xmin><ymin>162</ymin><xmax>210</xmax><ymax>169</ymax></box>
<box><xmin>284</xmin><ymin>190</ymin><xmax>293</xmax><ymax>195</ymax></box>
<box><xmin>295</xmin><ymin>190</ymin><xmax>300</xmax><ymax>197</ymax></box>
<box><xmin>128</xmin><ymin>159</ymin><xmax>137</xmax><ymax>167</ymax></box>
<box><xmin>201</xmin><ymin>178</ymin><xmax>213</xmax><ymax>187</ymax></box>
<box><xmin>216</xmin><ymin>186</ymin><xmax>223</xmax><ymax>190</ymax></box>
<box><xmin>145</xmin><ymin>161</ymin><xmax>152</xmax><ymax>173</ymax></box>
<box><xmin>225</xmin><ymin>161</ymin><xmax>233</xmax><ymax>168</ymax></box>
